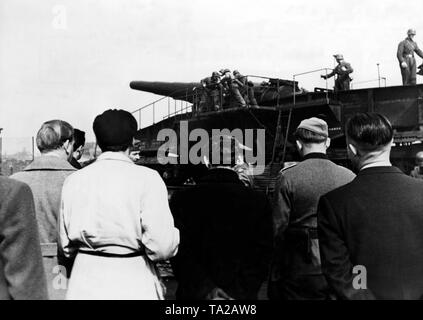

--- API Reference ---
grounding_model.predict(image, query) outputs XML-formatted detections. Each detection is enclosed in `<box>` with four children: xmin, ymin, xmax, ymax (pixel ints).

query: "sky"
<box><xmin>1</xmin><ymin>0</ymin><xmax>423</xmax><ymax>154</ymax></box>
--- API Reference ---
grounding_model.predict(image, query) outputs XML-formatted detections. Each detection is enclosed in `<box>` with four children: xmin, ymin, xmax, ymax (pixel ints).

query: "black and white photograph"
<box><xmin>1</xmin><ymin>0</ymin><xmax>423</xmax><ymax>311</ymax></box>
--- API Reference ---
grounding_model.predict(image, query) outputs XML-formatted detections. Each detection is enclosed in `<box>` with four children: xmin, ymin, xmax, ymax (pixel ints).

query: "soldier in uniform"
<box><xmin>397</xmin><ymin>29</ymin><xmax>423</xmax><ymax>85</ymax></box>
<box><xmin>410</xmin><ymin>151</ymin><xmax>423</xmax><ymax>179</ymax></box>
<box><xmin>321</xmin><ymin>54</ymin><xmax>353</xmax><ymax>92</ymax></box>
<box><xmin>220</xmin><ymin>69</ymin><xmax>247</xmax><ymax>108</ymax></box>
<box><xmin>199</xmin><ymin>72</ymin><xmax>222</xmax><ymax>112</ymax></box>
<box><xmin>269</xmin><ymin>117</ymin><xmax>355</xmax><ymax>300</ymax></box>
<box><xmin>233</xmin><ymin>70</ymin><xmax>259</xmax><ymax>108</ymax></box>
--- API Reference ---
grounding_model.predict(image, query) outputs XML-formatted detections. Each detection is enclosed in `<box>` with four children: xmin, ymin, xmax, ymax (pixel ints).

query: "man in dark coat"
<box><xmin>170</xmin><ymin>135</ymin><xmax>273</xmax><ymax>300</ymax></box>
<box><xmin>397</xmin><ymin>29</ymin><xmax>423</xmax><ymax>85</ymax></box>
<box><xmin>269</xmin><ymin>118</ymin><xmax>355</xmax><ymax>300</ymax></box>
<box><xmin>0</xmin><ymin>176</ymin><xmax>48</xmax><ymax>300</ymax></box>
<box><xmin>199</xmin><ymin>72</ymin><xmax>223</xmax><ymax>112</ymax></box>
<box><xmin>318</xmin><ymin>112</ymin><xmax>423</xmax><ymax>299</ymax></box>
<box><xmin>220</xmin><ymin>69</ymin><xmax>247</xmax><ymax>108</ymax></box>
<box><xmin>321</xmin><ymin>54</ymin><xmax>353</xmax><ymax>91</ymax></box>
<box><xmin>233</xmin><ymin>70</ymin><xmax>258</xmax><ymax>108</ymax></box>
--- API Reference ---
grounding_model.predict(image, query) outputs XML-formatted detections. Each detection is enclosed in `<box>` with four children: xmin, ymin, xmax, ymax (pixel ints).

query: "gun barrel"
<box><xmin>130</xmin><ymin>81</ymin><xmax>200</xmax><ymax>102</ymax></box>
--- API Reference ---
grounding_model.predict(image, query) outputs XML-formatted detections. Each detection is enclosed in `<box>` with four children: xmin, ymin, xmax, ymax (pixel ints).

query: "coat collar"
<box><xmin>302</xmin><ymin>152</ymin><xmax>328</xmax><ymax>161</ymax></box>
<box><xmin>24</xmin><ymin>155</ymin><xmax>76</xmax><ymax>172</ymax></box>
<box><xmin>97</xmin><ymin>151</ymin><xmax>133</xmax><ymax>163</ymax></box>
<box><xmin>358</xmin><ymin>166</ymin><xmax>404</xmax><ymax>176</ymax></box>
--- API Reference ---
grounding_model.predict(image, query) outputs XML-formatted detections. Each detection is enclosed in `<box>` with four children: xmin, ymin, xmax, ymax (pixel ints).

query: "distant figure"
<box><xmin>318</xmin><ymin>112</ymin><xmax>423</xmax><ymax>299</ymax></box>
<box><xmin>60</xmin><ymin>109</ymin><xmax>179</xmax><ymax>300</ymax></box>
<box><xmin>233</xmin><ymin>70</ymin><xmax>259</xmax><ymax>108</ymax></box>
<box><xmin>397</xmin><ymin>29</ymin><xmax>423</xmax><ymax>85</ymax></box>
<box><xmin>170</xmin><ymin>135</ymin><xmax>273</xmax><ymax>300</ymax></box>
<box><xmin>11</xmin><ymin>120</ymin><xmax>76</xmax><ymax>299</ymax></box>
<box><xmin>0</xmin><ymin>177</ymin><xmax>48</xmax><ymax>300</ymax></box>
<box><xmin>200</xmin><ymin>71</ymin><xmax>222</xmax><ymax>112</ymax></box>
<box><xmin>269</xmin><ymin>118</ymin><xmax>355</xmax><ymax>300</ymax></box>
<box><xmin>410</xmin><ymin>151</ymin><xmax>423</xmax><ymax>179</ymax></box>
<box><xmin>321</xmin><ymin>54</ymin><xmax>353</xmax><ymax>91</ymax></box>
<box><xmin>69</xmin><ymin>128</ymin><xmax>85</xmax><ymax>169</ymax></box>
<box><xmin>220</xmin><ymin>69</ymin><xmax>247</xmax><ymax>108</ymax></box>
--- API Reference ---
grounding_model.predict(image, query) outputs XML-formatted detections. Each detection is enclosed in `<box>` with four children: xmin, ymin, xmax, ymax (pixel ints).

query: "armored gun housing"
<box><xmin>130</xmin><ymin>78</ymin><xmax>423</xmax><ymax>193</ymax></box>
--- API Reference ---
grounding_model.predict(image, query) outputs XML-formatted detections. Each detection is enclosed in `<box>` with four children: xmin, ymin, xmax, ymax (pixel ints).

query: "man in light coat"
<box><xmin>12</xmin><ymin>119</ymin><xmax>76</xmax><ymax>299</ymax></box>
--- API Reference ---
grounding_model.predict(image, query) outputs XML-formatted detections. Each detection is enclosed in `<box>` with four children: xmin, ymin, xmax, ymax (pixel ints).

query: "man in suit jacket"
<box><xmin>170</xmin><ymin>135</ymin><xmax>273</xmax><ymax>300</ymax></box>
<box><xmin>318</xmin><ymin>112</ymin><xmax>423</xmax><ymax>299</ymax></box>
<box><xmin>0</xmin><ymin>176</ymin><xmax>48</xmax><ymax>300</ymax></box>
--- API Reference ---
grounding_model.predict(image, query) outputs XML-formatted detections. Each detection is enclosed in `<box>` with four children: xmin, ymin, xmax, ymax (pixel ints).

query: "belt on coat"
<box><xmin>78</xmin><ymin>249</ymin><xmax>145</xmax><ymax>258</ymax></box>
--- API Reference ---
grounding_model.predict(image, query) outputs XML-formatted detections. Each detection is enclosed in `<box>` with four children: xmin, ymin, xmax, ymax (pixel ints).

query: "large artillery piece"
<box><xmin>130</xmin><ymin>78</ymin><xmax>301</xmax><ymax>107</ymax></box>
<box><xmin>130</xmin><ymin>77</ymin><xmax>423</xmax><ymax>192</ymax></box>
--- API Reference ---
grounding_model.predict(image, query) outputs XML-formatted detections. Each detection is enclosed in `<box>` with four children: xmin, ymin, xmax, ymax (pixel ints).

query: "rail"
<box><xmin>131</xmin><ymin>89</ymin><xmax>194</xmax><ymax>129</ymax></box>
<box><xmin>350</xmin><ymin>77</ymin><xmax>387</xmax><ymax>89</ymax></box>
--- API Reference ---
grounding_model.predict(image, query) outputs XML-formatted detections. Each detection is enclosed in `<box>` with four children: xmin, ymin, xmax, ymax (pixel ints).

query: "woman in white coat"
<box><xmin>59</xmin><ymin>109</ymin><xmax>179</xmax><ymax>300</ymax></box>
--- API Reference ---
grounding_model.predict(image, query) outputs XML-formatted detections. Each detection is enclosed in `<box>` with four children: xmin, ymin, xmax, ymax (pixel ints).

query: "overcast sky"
<box><xmin>1</xmin><ymin>0</ymin><xmax>423</xmax><ymax>153</ymax></box>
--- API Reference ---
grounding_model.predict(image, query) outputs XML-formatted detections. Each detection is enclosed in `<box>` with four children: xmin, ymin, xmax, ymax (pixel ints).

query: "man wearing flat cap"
<box><xmin>397</xmin><ymin>29</ymin><xmax>423</xmax><ymax>85</ymax></box>
<box><xmin>269</xmin><ymin>117</ymin><xmax>355</xmax><ymax>300</ymax></box>
<box><xmin>321</xmin><ymin>54</ymin><xmax>354</xmax><ymax>92</ymax></box>
<box><xmin>59</xmin><ymin>109</ymin><xmax>179</xmax><ymax>299</ymax></box>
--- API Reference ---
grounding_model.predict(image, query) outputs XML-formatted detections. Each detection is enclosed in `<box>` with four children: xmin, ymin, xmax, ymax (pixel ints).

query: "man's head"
<box><xmin>212</xmin><ymin>71</ymin><xmax>220</xmax><ymax>79</ymax></box>
<box><xmin>93</xmin><ymin>109</ymin><xmax>138</xmax><ymax>153</ymax></box>
<box><xmin>233</xmin><ymin>70</ymin><xmax>241</xmax><ymax>77</ymax></box>
<box><xmin>333</xmin><ymin>54</ymin><xmax>344</xmax><ymax>63</ymax></box>
<box><xmin>220</xmin><ymin>68</ymin><xmax>231</xmax><ymax>77</ymax></box>
<box><xmin>207</xmin><ymin>134</ymin><xmax>241</xmax><ymax>169</ymax></box>
<box><xmin>36</xmin><ymin>120</ymin><xmax>74</xmax><ymax>160</ymax></box>
<box><xmin>72</xmin><ymin>129</ymin><xmax>86</xmax><ymax>161</ymax></box>
<box><xmin>293</xmin><ymin>117</ymin><xmax>330</xmax><ymax>157</ymax></box>
<box><xmin>345</xmin><ymin>112</ymin><xmax>393</xmax><ymax>171</ymax></box>
<box><xmin>408</xmin><ymin>28</ymin><xmax>417</xmax><ymax>39</ymax></box>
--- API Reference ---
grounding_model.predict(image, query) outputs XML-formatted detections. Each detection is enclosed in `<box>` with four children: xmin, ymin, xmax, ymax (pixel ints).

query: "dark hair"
<box><xmin>36</xmin><ymin>120</ymin><xmax>74</xmax><ymax>153</ymax></box>
<box><xmin>73</xmin><ymin>129</ymin><xmax>86</xmax><ymax>150</ymax></box>
<box><xmin>93</xmin><ymin>109</ymin><xmax>137</xmax><ymax>152</ymax></box>
<box><xmin>346</xmin><ymin>112</ymin><xmax>393</xmax><ymax>151</ymax></box>
<box><xmin>293</xmin><ymin>128</ymin><xmax>327</xmax><ymax>144</ymax></box>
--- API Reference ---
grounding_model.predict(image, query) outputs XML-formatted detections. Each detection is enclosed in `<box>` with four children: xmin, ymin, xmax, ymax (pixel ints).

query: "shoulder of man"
<box><xmin>0</xmin><ymin>176</ymin><xmax>30</xmax><ymax>195</ymax></box>
<box><xmin>278</xmin><ymin>162</ymin><xmax>298</xmax><ymax>175</ymax></box>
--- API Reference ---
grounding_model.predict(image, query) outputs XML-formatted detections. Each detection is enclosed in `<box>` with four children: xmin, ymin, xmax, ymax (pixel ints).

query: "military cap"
<box><xmin>333</xmin><ymin>54</ymin><xmax>344</xmax><ymax>60</ymax></box>
<box><xmin>93</xmin><ymin>109</ymin><xmax>137</xmax><ymax>149</ymax></box>
<box><xmin>220</xmin><ymin>68</ymin><xmax>231</xmax><ymax>75</ymax></box>
<box><xmin>212</xmin><ymin>71</ymin><xmax>220</xmax><ymax>77</ymax></box>
<box><xmin>297</xmin><ymin>117</ymin><xmax>329</xmax><ymax>138</ymax></box>
<box><xmin>408</xmin><ymin>29</ymin><xmax>417</xmax><ymax>35</ymax></box>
